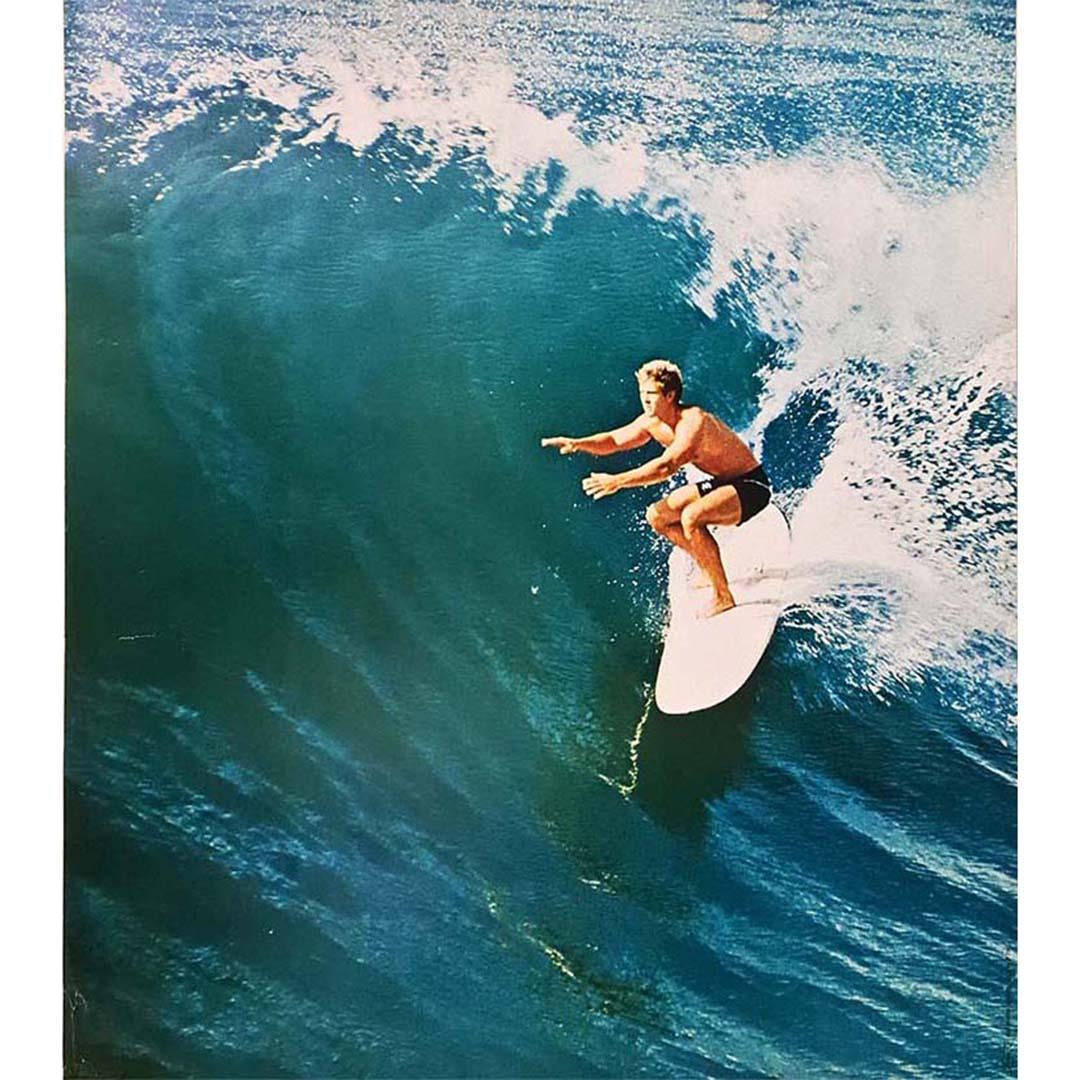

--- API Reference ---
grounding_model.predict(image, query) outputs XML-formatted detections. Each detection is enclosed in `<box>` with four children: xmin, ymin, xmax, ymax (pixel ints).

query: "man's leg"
<box><xmin>645</xmin><ymin>486</ymin><xmax>700</xmax><ymax>557</ymax></box>
<box><xmin>679</xmin><ymin>486</ymin><xmax>742</xmax><ymax>616</ymax></box>
<box><xmin>646</xmin><ymin>484</ymin><xmax>743</xmax><ymax>614</ymax></box>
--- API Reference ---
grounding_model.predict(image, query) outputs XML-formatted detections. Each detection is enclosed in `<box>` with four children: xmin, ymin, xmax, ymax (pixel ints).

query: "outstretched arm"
<box><xmin>582</xmin><ymin>412</ymin><xmax>702</xmax><ymax>498</ymax></box>
<box><xmin>541</xmin><ymin>416</ymin><xmax>651</xmax><ymax>457</ymax></box>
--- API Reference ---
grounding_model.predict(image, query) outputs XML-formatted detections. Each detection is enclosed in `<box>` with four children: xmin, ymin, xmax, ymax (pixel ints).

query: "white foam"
<box><xmin>727</xmin><ymin>157</ymin><xmax>1018</xmax><ymax>697</ymax></box>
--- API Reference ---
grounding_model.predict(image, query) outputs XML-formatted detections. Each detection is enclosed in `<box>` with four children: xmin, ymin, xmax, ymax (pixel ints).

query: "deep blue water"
<box><xmin>65</xmin><ymin>2</ymin><xmax>1016</xmax><ymax>1076</ymax></box>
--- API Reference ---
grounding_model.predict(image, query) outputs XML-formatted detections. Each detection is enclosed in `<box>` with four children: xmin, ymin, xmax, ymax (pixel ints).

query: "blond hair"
<box><xmin>636</xmin><ymin>359</ymin><xmax>683</xmax><ymax>402</ymax></box>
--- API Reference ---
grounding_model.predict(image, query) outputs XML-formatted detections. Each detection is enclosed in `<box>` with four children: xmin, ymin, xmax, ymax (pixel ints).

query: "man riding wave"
<box><xmin>542</xmin><ymin>359</ymin><xmax>771</xmax><ymax>616</ymax></box>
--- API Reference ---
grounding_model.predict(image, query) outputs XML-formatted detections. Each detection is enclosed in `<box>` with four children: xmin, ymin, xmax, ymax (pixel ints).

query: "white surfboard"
<box><xmin>655</xmin><ymin>501</ymin><xmax>791</xmax><ymax>714</ymax></box>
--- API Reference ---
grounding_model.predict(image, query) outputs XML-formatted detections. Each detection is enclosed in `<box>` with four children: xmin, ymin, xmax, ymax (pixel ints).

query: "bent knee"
<box><xmin>645</xmin><ymin>502</ymin><xmax>669</xmax><ymax>531</ymax></box>
<box><xmin>680</xmin><ymin>505</ymin><xmax>702</xmax><ymax>534</ymax></box>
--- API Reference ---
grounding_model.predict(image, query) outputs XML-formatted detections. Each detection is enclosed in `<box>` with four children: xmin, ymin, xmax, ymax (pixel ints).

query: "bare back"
<box><xmin>644</xmin><ymin>406</ymin><xmax>758</xmax><ymax>481</ymax></box>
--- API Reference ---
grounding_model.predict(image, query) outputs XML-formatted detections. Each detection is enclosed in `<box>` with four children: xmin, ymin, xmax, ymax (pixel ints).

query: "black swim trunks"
<box><xmin>696</xmin><ymin>465</ymin><xmax>772</xmax><ymax>524</ymax></box>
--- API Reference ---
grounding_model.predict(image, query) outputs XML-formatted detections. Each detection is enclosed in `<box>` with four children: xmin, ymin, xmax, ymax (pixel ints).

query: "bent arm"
<box><xmin>542</xmin><ymin>416</ymin><xmax>651</xmax><ymax>456</ymax></box>
<box><xmin>610</xmin><ymin>413</ymin><xmax>701</xmax><ymax>488</ymax></box>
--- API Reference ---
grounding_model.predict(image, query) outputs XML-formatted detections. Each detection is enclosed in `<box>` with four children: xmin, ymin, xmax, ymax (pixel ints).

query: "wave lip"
<box><xmin>66</xmin><ymin>0</ymin><xmax>1014</xmax><ymax>181</ymax></box>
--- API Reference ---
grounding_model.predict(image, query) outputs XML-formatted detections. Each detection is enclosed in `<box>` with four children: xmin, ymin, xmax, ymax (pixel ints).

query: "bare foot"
<box><xmin>699</xmin><ymin>593</ymin><xmax>736</xmax><ymax>618</ymax></box>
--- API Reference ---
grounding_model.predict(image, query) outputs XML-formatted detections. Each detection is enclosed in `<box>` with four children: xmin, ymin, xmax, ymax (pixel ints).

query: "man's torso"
<box><xmin>644</xmin><ymin>406</ymin><xmax>759</xmax><ymax>481</ymax></box>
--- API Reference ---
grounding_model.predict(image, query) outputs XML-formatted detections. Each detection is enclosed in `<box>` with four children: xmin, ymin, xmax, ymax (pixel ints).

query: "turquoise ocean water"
<box><xmin>65</xmin><ymin>2</ymin><xmax>1016</xmax><ymax>1075</ymax></box>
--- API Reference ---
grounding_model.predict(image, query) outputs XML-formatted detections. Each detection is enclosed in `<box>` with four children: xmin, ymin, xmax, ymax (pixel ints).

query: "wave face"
<box><xmin>65</xmin><ymin>2</ymin><xmax>1016</xmax><ymax>1076</ymax></box>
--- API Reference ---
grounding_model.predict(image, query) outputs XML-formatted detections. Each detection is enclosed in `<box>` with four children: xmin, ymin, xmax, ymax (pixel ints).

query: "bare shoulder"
<box><xmin>677</xmin><ymin>406</ymin><xmax>708</xmax><ymax>431</ymax></box>
<box><xmin>691</xmin><ymin>406</ymin><xmax>735</xmax><ymax>435</ymax></box>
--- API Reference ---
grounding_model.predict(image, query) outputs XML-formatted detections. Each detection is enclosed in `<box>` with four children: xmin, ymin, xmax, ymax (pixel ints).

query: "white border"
<box><xmin>2</xmin><ymin>0</ymin><xmax>64</xmax><ymax>1074</ymax></box>
<box><xmin>1016</xmin><ymin>4</ymin><xmax>1076</xmax><ymax>1076</ymax></box>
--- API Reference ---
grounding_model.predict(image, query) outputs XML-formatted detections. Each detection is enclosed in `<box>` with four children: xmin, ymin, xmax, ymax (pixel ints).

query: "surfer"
<box><xmin>541</xmin><ymin>359</ymin><xmax>771</xmax><ymax>616</ymax></box>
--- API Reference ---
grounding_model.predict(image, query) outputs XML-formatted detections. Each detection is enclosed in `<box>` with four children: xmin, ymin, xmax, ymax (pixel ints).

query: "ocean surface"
<box><xmin>64</xmin><ymin>2</ymin><xmax>1017</xmax><ymax>1076</ymax></box>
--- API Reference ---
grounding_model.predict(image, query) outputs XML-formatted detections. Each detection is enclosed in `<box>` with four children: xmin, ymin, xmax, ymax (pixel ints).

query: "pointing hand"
<box><xmin>541</xmin><ymin>436</ymin><xmax>578</xmax><ymax>455</ymax></box>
